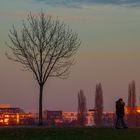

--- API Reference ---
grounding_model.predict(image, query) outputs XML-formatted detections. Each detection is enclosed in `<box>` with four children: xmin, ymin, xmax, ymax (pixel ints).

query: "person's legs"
<box><xmin>115</xmin><ymin>116</ymin><xmax>120</xmax><ymax>128</ymax></box>
<box><xmin>120</xmin><ymin>116</ymin><xmax>128</xmax><ymax>128</ymax></box>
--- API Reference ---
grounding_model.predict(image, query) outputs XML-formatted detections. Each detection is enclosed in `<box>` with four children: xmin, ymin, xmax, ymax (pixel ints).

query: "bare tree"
<box><xmin>6</xmin><ymin>11</ymin><xmax>81</xmax><ymax>125</ymax></box>
<box><xmin>94</xmin><ymin>83</ymin><xmax>103</xmax><ymax>126</ymax></box>
<box><xmin>77</xmin><ymin>90</ymin><xmax>87</xmax><ymax>126</ymax></box>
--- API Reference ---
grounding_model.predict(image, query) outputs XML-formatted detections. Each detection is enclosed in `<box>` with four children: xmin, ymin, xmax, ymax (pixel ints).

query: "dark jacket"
<box><xmin>116</xmin><ymin>100</ymin><xmax>125</xmax><ymax>117</ymax></box>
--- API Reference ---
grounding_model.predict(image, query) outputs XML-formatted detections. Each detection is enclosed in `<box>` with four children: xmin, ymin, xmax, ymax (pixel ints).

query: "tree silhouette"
<box><xmin>94</xmin><ymin>83</ymin><xmax>103</xmax><ymax>126</ymax></box>
<box><xmin>128</xmin><ymin>80</ymin><xmax>136</xmax><ymax>109</ymax></box>
<box><xmin>77</xmin><ymin>90</ymin><xmax>87</xmax><ymax>126</ymax></box>
<box><xmin>127</xmin><ymin>80</ymin><xmax>137</xmax><ymax>127</ymax></box>
<box><xmin>6</xmin><ymin>11</ymin><xmax>81</xmax><ymax>125</ymax></box>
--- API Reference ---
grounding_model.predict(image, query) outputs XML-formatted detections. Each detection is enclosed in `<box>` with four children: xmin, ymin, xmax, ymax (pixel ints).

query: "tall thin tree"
<box><xmin>77</xmin><ymin>90</ymin><xmax>87</xmax><ymax>126</ymax></box>
<box><xmin>94</xmin><ymin>83</ymin><xmax>103</xmax><ymax>126</ymax></box>
<box><xmin>6</xmin><ymin>11</ymin><xmax>81</xmax><ymax>125</ymax></box>
<box><xmin>127</xmin><ymin>80</ymin><xmax>137</xmax><ymax>126</ymax></box>
<box><xmin>128</xmin><ymin>80</ymin><xmax>136</xmax><ymax>109</ymax></box>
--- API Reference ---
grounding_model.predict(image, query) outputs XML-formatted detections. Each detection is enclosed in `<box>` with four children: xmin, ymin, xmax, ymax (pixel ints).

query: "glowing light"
<box><xmin>16</xmin><ymin>114</ymin><xmax>19</xmax><ymax>124</ymax></box>
<box><xmin>137</xmin><ymin>110</ymin><xmax>140</xmax><ymax>113</ymax></box>
<box><xmin>0</xmin><ymin>119</ymin><xmax>3</xmax><ymax>123</ymax></box>
<box><xmin>5</xmin><ymin>115</ymin><xmax>9</xmax><ymax>118</ymax></box>
<box><xmin>4</xmin><ymin>118</ymin><xmax>9</xmax><ymax>125</ymax></box>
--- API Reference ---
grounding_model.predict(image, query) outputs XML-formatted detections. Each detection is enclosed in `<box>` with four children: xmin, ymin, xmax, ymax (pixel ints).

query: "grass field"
<box><xmin>0</xmin><ymin>127</ymin><xmax>140</xmax><ymax>140</ymax></box>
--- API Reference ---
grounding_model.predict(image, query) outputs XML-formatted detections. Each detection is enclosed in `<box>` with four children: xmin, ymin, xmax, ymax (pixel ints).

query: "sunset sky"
<box><xmin>0</xmin><ymin>0</ymin><xmax>140</xmax><ymax>112</ymax></box>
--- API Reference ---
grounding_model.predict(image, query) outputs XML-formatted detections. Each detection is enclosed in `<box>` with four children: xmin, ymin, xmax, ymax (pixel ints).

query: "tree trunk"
<box><xmin>39</xmin><ymin>84</ymin><xmax>43</xmax><ymax>126</ymax></box>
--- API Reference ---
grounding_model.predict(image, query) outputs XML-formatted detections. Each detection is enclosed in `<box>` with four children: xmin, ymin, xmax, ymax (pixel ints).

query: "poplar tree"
<box><xmin>94</xmin><ymin>83</ymin><xmax>103</xmax><ymax>126</ymax></box>
<box><xmin>77</xmin><ymin>90</ymin><xmax>87</xmax><ymax>126</ymax></box>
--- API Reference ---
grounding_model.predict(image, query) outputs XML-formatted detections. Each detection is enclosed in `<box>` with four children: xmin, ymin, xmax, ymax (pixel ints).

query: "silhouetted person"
<box><xmin>115</xmin><ymin>98</ymin><xmax>128</xmax><ymax>129</ymax></box>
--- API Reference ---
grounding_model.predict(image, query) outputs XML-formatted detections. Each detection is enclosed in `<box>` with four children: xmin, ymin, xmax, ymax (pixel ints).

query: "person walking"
<box><xmin>115</xmin><ymin>98</ymin><xmax>128</xmax><ymax>129</ymax></box>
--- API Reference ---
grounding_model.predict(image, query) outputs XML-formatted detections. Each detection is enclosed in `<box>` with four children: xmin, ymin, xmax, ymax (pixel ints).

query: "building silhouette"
<box><xmin>0</xmin><ymin>104</ymin><xmax>34</xmax><ymax>125</ymax></box>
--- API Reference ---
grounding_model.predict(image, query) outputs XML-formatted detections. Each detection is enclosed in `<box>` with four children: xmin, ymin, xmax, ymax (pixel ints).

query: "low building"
<box><xmin>63</xmin><ymin>112</ymin><xmax>77</xmax><ymax>123</ymax></box>
<box><xmin>125</xmin><ymin>106</ymin><xmax>140</xmax><ymax>127</ymax></box>
<box><xmin>63</xmin><ymin>111</ymin><xmax>95</xmax><ymax>126</ymax></box>
<box><xmin>85</xmin><ymin>111</ymin><xmax>95</xmax><ymax>126</ymax></box>
<box><xmin>43</xmin><ymin>110</ymin><xmax>63</xmax><ymax>126</ymax></box>
<box><xmin>63</xmin><ymin>112</ymin><xmax>78</xmax><ymax>126</ymax></box>
<box><xmin>0</xmin><ymin>104</ymin><xmax>34</xmax><ymax>125</ymax></box>
<box><xmin>42</xmin><ymin>110</ymin><xmax>95</xmax><ymax>126</ymax></box>
<box><xmin>103</xmin><ymin>112</ymin><xmax>115</xmax><ymax>127</ymax></box>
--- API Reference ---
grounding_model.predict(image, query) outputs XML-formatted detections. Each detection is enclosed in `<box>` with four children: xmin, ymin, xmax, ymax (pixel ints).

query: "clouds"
<box><xmin>0</xmin><ymin>12</ymin><xmax>96</xmax><ymax>22</ymax></box>
<box><xmin>34</xmin><ymin>0</ymin><xmax>140</xmax><ymax>7</ymax></box>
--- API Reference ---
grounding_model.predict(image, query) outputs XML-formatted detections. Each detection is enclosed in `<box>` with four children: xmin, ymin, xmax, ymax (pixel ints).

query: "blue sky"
<box><xmin>0</xmin><ymin>0</ymin><xmax>140</xmax><ymax>112</ymax></box>
<box><xmin>34</xmin><ymin>0</ymin><xmax>140</xmax><ymax>7</ymax></box>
